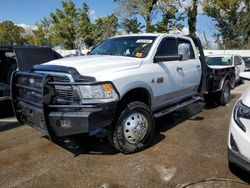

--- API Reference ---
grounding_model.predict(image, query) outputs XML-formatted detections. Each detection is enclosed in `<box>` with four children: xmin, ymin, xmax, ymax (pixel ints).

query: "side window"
<box><xmin>177</xmin><ymin>39</ymin><xmax>195</xmax><ymax>60</ymax></box>
<box><xmin>238</xmin><ymin>57</ymin><xmax>242</xmax><ymax>65</ymax></box>
<box><xmin>156</xmin><ymin>38</ymin><xmax>177</xmax><ymax>56</ymax></box>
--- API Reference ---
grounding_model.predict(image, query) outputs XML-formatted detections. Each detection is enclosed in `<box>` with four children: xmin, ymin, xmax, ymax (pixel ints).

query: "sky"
<box><xmin>0</xmin><ymin>0</ymin><xmax>217</xmax><ymax>48</ymax></box>
<box><xmin>0</xmin><ymin>0</ymin><xmax>116</xmax><ymax>25</ymax></box>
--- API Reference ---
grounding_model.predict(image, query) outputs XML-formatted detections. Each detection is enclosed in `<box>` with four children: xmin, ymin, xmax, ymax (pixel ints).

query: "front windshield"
<box><xmin>206</xmin><ymin>56</ymin><xmax>233</xmax><ymax>66</ymax></box>
<box><xmin>89</xmin><ymin>36</ymin><xmax>157</xmax><ymax>58</ymax></box>
<box><xmin>243</xmin><ymin>57</ymin><xmax>250</xmax><ymax>67</ymax></box>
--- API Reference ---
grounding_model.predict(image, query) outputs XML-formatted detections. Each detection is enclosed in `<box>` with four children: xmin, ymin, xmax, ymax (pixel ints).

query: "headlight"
<box><xmin>233</xmin><ymin>100</ymin><xmax>250</xmax><ymax>132</ymax></box>
<box><xmin>78</xmin><ymin>83</ymin><xmax>119</xmax><ymax>104</ymax></box>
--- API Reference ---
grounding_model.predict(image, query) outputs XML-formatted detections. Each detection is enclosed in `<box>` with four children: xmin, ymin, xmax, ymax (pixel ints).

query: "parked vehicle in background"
<box><xmin>205</xmin><ymin>56</ymin><xmax>235</xmax><ymax>105</ymax></box>
<box><xmin>0</xmin><ymin>46</ymin><xmax>62</xmax><ymax>104</ymax></box>
<box><xmin>55</xmin><ymin>49</ymin><xmax>87</xmax><ymax>57</ymax></box>
<box><xmin>206</xmin><ymin>54</ymin><xmax>245</xmax><ymax>87</ymax></box>
<box><xmin>243</xmin><ymin>57</ymin><xmax>250</xmax><ymax>71</ymax></box>
<box><xmin>228</xmin><ymin>72</ymin><xmax>250</xmax><ymax>173</ymax></box>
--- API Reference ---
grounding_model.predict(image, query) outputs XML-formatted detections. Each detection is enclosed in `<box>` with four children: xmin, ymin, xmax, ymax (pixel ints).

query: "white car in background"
<box><xmin>228</xmin><ymin>72</ymin><xmax>250</xmax><ymax>173</ymax></box>
<box><xmin>206</xmin><ymin>54</ymin><xmax>245</xmax><ymax>86</ymax></box>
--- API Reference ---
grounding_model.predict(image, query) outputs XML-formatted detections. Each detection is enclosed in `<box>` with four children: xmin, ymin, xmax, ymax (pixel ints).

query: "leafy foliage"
<box><xmin>49</xmin><ymin>0</ymin><xmax>79</xmax><ymax>49</ymax></box>
<box><xmin>187</xmin><ymin>0</ymin><xmax>198</xmax><ymax>36</ymax></box>
<box><xmin>1</xmin><ymin>0</ymin><xmax>249</xmax><ymax>50</ymax></box>
<box><xmin>153</xmin><ymin>0</ymin><xmax>184</xmax><ymax>32</ymax></box>
<box><xmin>203</xmin><ymin>0</ymin><xmax>250</xmax><ymax>49</ymax></box>
<box><xmin>78</xmin><ymin>2</ymin><xmax>95</xmax><ymax>48</ymax></box>
<box><xmin>26</xmin><ymin>1</ymin><xmax>118</xmax><ymax>49</ymax></box>
<box><xmin>0</xmin><ymin>21</ymin><xmax>26</xmax><ymax>45</ymax></box>
<box><xmin>26</xmin><ymin>18</ymin><xmax>52</xmax><ymax>46</ymax></box>
<box><xmin>115</xmin><ymin>0</ymin><xmax>158</xmax><ymax>32</ymax></box>
<box><xmin>120</xmin><ymin>18</ymin><xmax>144</xmax><ymax>33</ymax></box>
<box><xmin>92</xmin><ymin>14</ymin><xmax>119</xmax><ymax>45</ymax></box>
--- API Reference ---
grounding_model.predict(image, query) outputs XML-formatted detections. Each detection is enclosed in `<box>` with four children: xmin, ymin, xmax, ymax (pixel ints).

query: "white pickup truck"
<box><xmin>12</xmin><ymin>34</ymin><xmax>209</xmax><ymax>153</ymax></box>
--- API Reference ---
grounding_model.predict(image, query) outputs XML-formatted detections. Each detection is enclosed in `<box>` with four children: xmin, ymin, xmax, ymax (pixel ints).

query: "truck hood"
<box><xmin>208</xmin><ymin>65</ymin><xmax>234</xmax><ymax>70</ymax></box>
<box><xmin>43</xmin><ymin>55</ymin><xmax>142</xmax><ymax>77</ymax></box>
<box><xmin>13</xmin><ymin>46</ymin><xmax>61</xmax><ymax>71</ymax></box>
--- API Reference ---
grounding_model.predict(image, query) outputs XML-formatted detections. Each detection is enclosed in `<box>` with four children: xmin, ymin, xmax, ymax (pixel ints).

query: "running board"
<box><xmin>154</xmin><ymin>96</ymin><xmax>202</xmax><ymax>118</ymax></box>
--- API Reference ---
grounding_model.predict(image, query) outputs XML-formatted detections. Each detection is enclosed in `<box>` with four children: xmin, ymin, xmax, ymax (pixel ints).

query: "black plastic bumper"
<box><xmin>228</xmin><ymin>148</ymin><xmax>250</xmax><ymax>173</ymax></box>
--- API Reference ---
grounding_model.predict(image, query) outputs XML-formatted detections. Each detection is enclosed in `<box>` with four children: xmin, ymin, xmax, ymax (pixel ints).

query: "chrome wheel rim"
<box><xmin>123</xmin><ymin>113</ymin><xmax>148</xmax><ymax>144</ymax></box>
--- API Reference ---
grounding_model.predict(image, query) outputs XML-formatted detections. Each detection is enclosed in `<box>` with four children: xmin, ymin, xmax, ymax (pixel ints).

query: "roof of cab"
<box><xmin>207</xmin><ymin>54</ymin><xmax>235</xmax><ymax>57</ymax></box>
<box><xmin>110</xmin><ymin>33</ymin><xmax>189</xmax><ymax>39</ymax></box>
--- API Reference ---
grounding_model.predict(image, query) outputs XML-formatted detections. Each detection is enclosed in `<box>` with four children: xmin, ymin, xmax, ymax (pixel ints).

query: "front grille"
<box><xmin>14</xmin><ymin>73</ymin><xmax>76</xmax><ymax>106</ymax></box>
<box><xmin>53</xmin><ymin>76</ymin><xmax>71</xmax><ymax>82</ymax></box>
<box><xmin>19</xmin><ymin>88</ymin><xmax>42</xmax><ymax>103</ymax></box>
<box><xmin>52</xmin><ymin>75</ymin><xmax>76</xmax><ymax>103</ymax></box>
<box><xmin>14</xmin><ymin>73</ymin><xmax>44</xmax><ymax>106</ymax></box>
<box><xmin>55</xmin><ymin>85</ymin><xmax>75</xmax><ymax>102</ymax></box>
<box><xmin>17</xmin><ymin>74</ymin><xmax>43</xmax><ymax>89</ymax></box>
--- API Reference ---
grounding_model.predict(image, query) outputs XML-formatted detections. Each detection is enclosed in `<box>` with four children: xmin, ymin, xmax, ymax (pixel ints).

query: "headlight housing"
<box><xmin>233</xmin><ymin>100</ymin><xmax>250</xmax><ymax>132</ymax></box>
<box><xmin>78</xmin><ymin>83</ymin><xmax>119</xmax><ymax>104</ymax></box>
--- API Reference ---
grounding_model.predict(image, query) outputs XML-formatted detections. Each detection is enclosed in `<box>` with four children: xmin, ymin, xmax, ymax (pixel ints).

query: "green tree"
<box><xmin>203</xmin><ymin>0</ymin><xmax>248</xmax><ymax>49</ymax></box>
<box><xmin>49</xmin><ymin>0</ymin><xmax>79</xmax><ymax>49</ymax></box>
<box><xmin>92</xmin><ymin>14</ymin><xmax>118</xmax><ymax>45</ymax></box>
<box><xmin>153</xmin><ymin>0</ymin><xmax>184</xmax><ymax>32</ymax></box>
<box><xmin>78</xmin><ymin>2</ymin><xmax>95</xmax><ymax>48</ymax></box>
<box><xmin>0</xmin><ymin>21</ymin><xmax>26</xmax><ymax>45</ymax></box>
<box><xmin>120</xmin><ymin>18</ymin><xmax>144</xmax><ymax>33</ymax></box>
<box><xmin>46</xmin><ymin>1</ymin><xmax>95</xmax><ymax>49</ymax></box>
<box><xmin>26</xmin><ymin>18</ymin><xmax>52</xmax><ymax>46</ymax></box>
<box><xmin>241</xmin><ymin>0</ymin><xmax>250</xmax><ymax>48</ymax></box>
<box><xmin>187</xmin><ymin>0</ymin><xmax>198</xmax><ymax>36</ymax></box>
<box><xmin>115</xmin><ymin>0</ymin><xmax>158</xmax><ymax>32</ymax></box>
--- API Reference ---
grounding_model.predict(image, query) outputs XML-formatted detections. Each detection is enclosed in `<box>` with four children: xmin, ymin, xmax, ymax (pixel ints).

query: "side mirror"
<box><xmin>178</xmin><ymin>43</ymin><xmax>191</xmax><ymax>61</ymax></box>
<box><xmin>154</xmin><ymin>54</ymin><xmax>183</xmax><ymax>63</ymax></box>
<box><xmin>239</xmin><ymin>72</ymin><xmax>250</xmax><ymax>80</ymax></box>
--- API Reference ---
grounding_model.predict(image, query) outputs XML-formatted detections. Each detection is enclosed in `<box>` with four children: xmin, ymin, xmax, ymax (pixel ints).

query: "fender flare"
<box><xmin>119</xmin><ymin>81</ymin><xmax>153</xmax><ymax>107</ymax></box>
<box><xmin>219</xmin><ymin>74</ymin><xmax>231</xmax><ymax>91</ymax></box>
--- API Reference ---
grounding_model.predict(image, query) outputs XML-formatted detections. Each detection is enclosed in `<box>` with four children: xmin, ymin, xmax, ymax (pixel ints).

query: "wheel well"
<box><xmin>225</xmin><ymin>75</ymin><xmax>231</xmax><ymax>83</ymax></box>
<box><xmin>222</xmin><ymin>75</ymin><xmax>232</xmax><ymax>88</ymax></box>
<box><xmin>119</xmin><ymin>88</ymin><xmax>151</xmax><ymax>108</ymax></box>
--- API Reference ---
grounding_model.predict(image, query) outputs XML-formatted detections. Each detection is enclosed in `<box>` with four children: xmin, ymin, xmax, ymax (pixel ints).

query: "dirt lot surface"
<box><xmin>0</xmin><ymin>82</ymin><xmax>250</xmax><ymax>188</ymax></box>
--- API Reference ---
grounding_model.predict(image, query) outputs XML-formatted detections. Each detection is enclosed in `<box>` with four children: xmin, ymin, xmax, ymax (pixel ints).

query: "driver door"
<box><xmin>153</xmin><ymin>37</ymin><xmax>186</xmax><ymax>107</ymax></box>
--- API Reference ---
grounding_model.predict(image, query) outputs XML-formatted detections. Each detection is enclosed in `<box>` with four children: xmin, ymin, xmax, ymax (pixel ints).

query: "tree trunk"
<box><xmin>188</xmin><ymin>0</ymin><xmax>198</xmax><ymax>36</ymax></box>
<box><xmin>145</xmin><ymin>0</ymin><xmax>158</xmax><ymax>33</ymax></box>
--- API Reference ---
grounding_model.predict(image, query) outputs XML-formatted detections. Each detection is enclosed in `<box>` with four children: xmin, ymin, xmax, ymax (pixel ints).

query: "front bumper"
<box><xmin>228</xmin><ymin>111</ymin><xmax>250</xmax><ymax>173</ymax></box>
<box><xmin>17</xmin><ymin>101</ymin><xmax>117</xmax><ymax>138</ymax></box>
<box><xmin>11</xmin><ymin>71</ymin><xmax>118</xmax><ymax>138</ymax></box>
<box><xmin>48</xmin><ymin>103</ymin><xmax>117</xmax><ymax>137</ymax></box>
<box><xmin>228</xmin><ymin>148</ymin><xmax>250</xmax><ymax>173</ymax></box>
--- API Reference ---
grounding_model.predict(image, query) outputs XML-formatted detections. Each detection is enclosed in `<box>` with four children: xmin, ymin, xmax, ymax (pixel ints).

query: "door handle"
<box><xmin>196</xmin><ymin>65</ymin><xmax>201</xmax><ymax>68</ymax></box>
<box><xmin>176</xmin><ymin>67</ymin><xmax>183</xmax><ymax>71</ymax></box>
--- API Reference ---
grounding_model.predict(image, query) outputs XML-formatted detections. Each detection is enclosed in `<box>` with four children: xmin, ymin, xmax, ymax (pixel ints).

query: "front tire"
<box><xmin>218</xmin><ymin>80</ymin><xmax>231</xmax><ymax>106</ymax></box>
<box><xmin>108</xmin><ymin>101</ymin><xmax>155</xmax><ymax>154</ymax></box>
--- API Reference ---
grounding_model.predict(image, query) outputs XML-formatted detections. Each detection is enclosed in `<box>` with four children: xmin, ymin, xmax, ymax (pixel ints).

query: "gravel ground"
<box><xmin>0</xmin><ymin>82</ymin><xmax>250</xmax><ymax>188</ymax></box>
